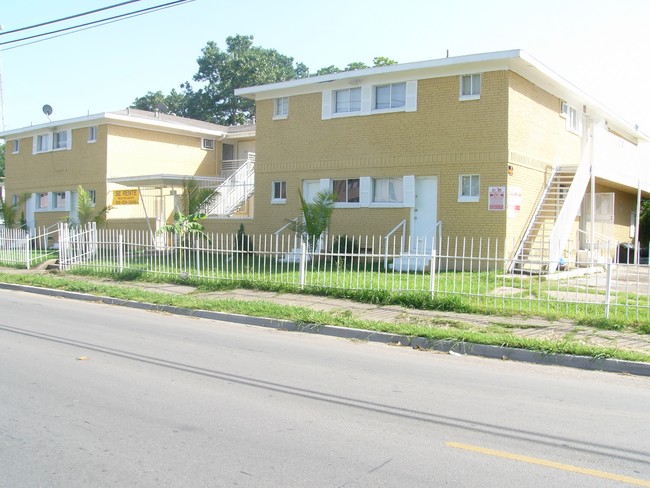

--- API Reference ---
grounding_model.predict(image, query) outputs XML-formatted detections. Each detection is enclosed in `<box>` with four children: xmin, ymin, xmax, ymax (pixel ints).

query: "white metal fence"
<box><xmin>33</xmin><ymin>226</ymin><xmax>648</xmax><ymax>322</ymax></box>
<box><xmin>0</xmin><ymin>225</ymin><xmax>59</xmax><ymax>269</ymax></box>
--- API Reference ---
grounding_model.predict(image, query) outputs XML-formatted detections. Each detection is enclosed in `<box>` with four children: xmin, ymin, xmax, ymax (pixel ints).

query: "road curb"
<box><xmin>2</xmin><ymin>282</ymin><xmax>649</xmax><ymax>377</ymax></box>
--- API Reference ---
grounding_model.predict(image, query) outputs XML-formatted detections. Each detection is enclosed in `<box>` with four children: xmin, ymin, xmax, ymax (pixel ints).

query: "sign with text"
<box><xmin>507</xmin><ymin>186</ymin><xmax>522</xmax><ymax>218</ymax></box>
<box><xmin>488</xmin><ymin>186</ymin><xmax>506</xmax><ymax>211</ymax></box>
<box><xmin>112</xmin><ymin>189</ymin><xmax>140</xmax><ymax>205</ymax></box>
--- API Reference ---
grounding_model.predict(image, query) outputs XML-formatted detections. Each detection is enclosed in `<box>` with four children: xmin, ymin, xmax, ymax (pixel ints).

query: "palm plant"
<box><xmin>72</xmin><ymin>185</ymin><xmax>113</xmax><ymax>227</ymax></box>
<box><xmin>0</xmin><ymin>194</ymin><xmax>26</xmax><ymax>229</ymax></box>
<box><xmin>157</xmin><ymin>178</ymin><xmax>218</xmax><ymax>246</ymax></box>
<box><xmin>294</xmin><ymin>190</ymin><xmax>335</xmax><ymax>251</ymax></box>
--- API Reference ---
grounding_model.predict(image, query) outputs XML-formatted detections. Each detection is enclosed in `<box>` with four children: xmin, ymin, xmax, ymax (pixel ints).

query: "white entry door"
<box><xmin>410</xmin><ymin>176</ymin><xmax>438</xmax><ymax>252</ymax></box>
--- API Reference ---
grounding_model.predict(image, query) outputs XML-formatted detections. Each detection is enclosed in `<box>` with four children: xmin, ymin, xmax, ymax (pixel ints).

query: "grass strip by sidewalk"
<box><xmin>2</xmin><ymin>272</ymin><xmax>649</xmax><ymax>364</ymax></box>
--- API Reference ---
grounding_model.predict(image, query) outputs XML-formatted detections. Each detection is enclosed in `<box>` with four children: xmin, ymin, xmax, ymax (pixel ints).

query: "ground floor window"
<box><xmin>272</xmin><ymin>181</ymin><xmax>287</xmax><ymax>203</ymax></box>
<box><xmin>458</xmin><ymin>174</ymin><xmax>480</xmax><ymax>202</ymax></box>
<box><xmin>333</xmin><ymin>178</ymin><xmax>360</xmax><ymax>203</ymax></box>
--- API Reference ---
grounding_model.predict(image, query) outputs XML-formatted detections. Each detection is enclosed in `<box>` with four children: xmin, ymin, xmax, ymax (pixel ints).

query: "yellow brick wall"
<box><xmin>252</xmin><ymin>72</ymin><xmax>511</xmax><ymax>243</ymax></box>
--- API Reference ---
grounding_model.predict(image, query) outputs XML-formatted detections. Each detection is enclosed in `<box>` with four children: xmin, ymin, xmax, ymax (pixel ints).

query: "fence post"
<box><xmin>604</xmin><ymin>261</ymin><xmax>612</xmax><ymax>319</ymax></box>
<box><xmin>429</xmin><ymin>249</ymin><xmax>436</xmax><ymax>297</ymax></box>
<box><xmin>118</xmin><ymin>233</ymin><xmax>124</xmax><ymax>273</ymax></box>
<box><xmin>196</xmin><ymin>239</ymin><xmax>200</xmax><ymax>276</ymax></box>
<box><xmin>299</xmin><ymin>241</ymin><xmax>307</xmax><ymax>289</ymax></box>
<box><xmin>25</xmin><ymin>235</ymin><xmax>30</xmax><ymax>270</ymax></box>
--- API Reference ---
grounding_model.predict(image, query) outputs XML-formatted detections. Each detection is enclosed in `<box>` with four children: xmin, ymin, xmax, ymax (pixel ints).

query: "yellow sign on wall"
<box><xmin>112</xmin><ymin>189</ymin><xmax>140</xmax><ymax>205</ymax></box>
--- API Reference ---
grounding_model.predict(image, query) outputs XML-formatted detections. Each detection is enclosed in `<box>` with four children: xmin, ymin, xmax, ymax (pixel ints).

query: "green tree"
<box><xmin>344</xmin><ymin>61</ymin><xmax>369</xmax><ymax>71</ymax></box>
<box><xmin>373</xmin><ymin>56</ymin><xmax>398</xmax><ymax>67</ymax></box>
<box><xmin>316</xmin><ymin>65</ymin><xmax>341</xmax><ymax>76</ymax></box>
<box><xmin>131</xmin><ymin>89</ymin><xmax>190</xmax><ymax>117</ymax></box>
<box><xmin>192</xmin><ymin>35</ymin><xmax>303</xmax><ymax>125</ymax></box>
<box><xmin>294</xmin><ymin>190</ymin><xmax>335</xmax><ymax>251</ymax></box>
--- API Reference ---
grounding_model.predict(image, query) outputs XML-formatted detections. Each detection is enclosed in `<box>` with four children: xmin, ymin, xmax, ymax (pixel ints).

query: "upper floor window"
<box><xmin>561</xmin><ymin>101</ymin><xmax>582</xmax><ymax>134</ymax></box>
<box><xmin>88</xmin><ymin>126</ymin><xmax>97</xmax><ymax>143</ymax></box>
<box><xmin>35</xmin><ymin>134</ymin><xmax>51</xmax><ymax>153</ymax></box>
<box><xmin>459</xmin><ymin>174</ymin><xmax>480</xmax><ymax>202</ymax></box>
<box><xmin>274</xmin><ymin>97</ymin><xmax>289</xmax><ymax>119</ymax></box>
<box><xmin>374</xmin><ymin>83</ymin><xmax>406</xmax><ymax>110</ymax></box>
<box><xmin>460</xmin><ymin>74</ymin><xmax>481</xmax><ymax>100</ymax></box>
<box><xmin>202</xmin><ymin>138</ymin><xmax>215</xmax><ymax>150</ymax></box>
<box><xmin>53</xmin><ymin>130</ymin><xmax>68</xmax><ymax>150</ymax></box>
<box><xmin>335</xmin><ymin>88</ymin><xmax>361</xmax><ymax>113</ymax></box>
<box><xmin>272</xmin><ymin>181</ymin><xmax>287</xmax><ymax>203</ymax></box>
<box><xmin>373</xmin><ymin>177</ymin><xmax>403</xmax><ymax>203</ymax></box>
<box><xmin>11</xmin><ymin>195</ymin><xmax>18</xmax><ymax>207</ymax></box>
<box><xmin>333</xmin><ymin>178</ymin><xmax>360</xmax><ymax>203</ymax></box>
<box><xmin>12</xmin><ymin>140</ymin><xmax>20</xmax><ymax>154</ymax></box>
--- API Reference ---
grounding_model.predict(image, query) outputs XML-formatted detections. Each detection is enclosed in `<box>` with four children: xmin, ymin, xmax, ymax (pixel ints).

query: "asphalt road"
<box><xmin>1</xmin><ymin>289</ymin><xmax>649</xmax><ymax>487</ymax></box>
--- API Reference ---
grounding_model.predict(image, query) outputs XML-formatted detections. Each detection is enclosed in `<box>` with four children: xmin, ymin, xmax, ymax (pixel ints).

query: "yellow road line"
<box><xmin>446</xmin><ymin>442</ymin><xmax>650</xmax><ymax>487</ymax></box>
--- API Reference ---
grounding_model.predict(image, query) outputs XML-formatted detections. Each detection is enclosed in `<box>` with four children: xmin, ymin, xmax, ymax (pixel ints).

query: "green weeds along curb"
<box><xmin>1</xmin><ymin>272</ymin><xmax>649</xmax><ymax>367</ymax></box>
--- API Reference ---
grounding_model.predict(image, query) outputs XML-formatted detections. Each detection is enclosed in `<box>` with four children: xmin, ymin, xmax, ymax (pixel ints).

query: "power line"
<box><xmin>0</xmin><ymin>0</ymin><xmax>194</xmax><ymax>50</ymax></box>
<box><xmin>0</xmin><ymin>0</ymin><xmax>146</xmax><ymax>36</ymax></box>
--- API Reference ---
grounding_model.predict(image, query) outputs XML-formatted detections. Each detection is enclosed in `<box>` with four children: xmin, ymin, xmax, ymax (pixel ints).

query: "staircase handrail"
<box><xmin>547</xmin><ymin>159</ymin><xmax>592</xmax><ymax>272</ymax></box>
<box><xmin>508</xmin><ymin>166</ymin><xmax>559</xmax><ymax>272</ymax></box>
<box><xmin>206</xmin><ymin>155</ymin><xmax>255</xmax><ymax>216</ymax></box>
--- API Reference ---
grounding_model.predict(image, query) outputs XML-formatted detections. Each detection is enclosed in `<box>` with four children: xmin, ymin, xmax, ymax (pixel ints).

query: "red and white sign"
<box><xmin>488</xmin><ymin>186</ymin><xmax>506</xmax><ymax>211</ymax></box>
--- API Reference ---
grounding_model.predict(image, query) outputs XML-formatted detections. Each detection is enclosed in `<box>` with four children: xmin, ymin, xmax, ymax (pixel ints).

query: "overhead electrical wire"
<box><xmin>0</xmin><ymin>0</ymin><xmax>146</xmax><ymax>36</ymax></box>
<box><xmin>0</xmin><ymin>0</ymin><xmax>194</xmax><ymax>51</ymax></box>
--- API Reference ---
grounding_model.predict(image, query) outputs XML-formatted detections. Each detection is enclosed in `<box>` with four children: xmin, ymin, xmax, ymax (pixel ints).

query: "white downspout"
<box><xmin>635</xmin><ymin>179</ymin><xmax>641</xmax><ymax>264</ymax></box>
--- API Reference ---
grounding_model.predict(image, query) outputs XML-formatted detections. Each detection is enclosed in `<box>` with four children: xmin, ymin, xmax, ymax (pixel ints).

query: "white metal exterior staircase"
<box><xmin>206</xmin><ymin>153</ymin><xmax>255</xmax><ymax>216</ymax></box>
<box><xmin>511</xmin><ymin>161</ymin><xmax>590</xmax><ymax>273</ymax></box>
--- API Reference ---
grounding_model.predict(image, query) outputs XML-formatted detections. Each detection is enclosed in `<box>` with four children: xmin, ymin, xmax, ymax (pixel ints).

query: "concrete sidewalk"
<box><xmin>2</xmin><ymin>267</ymin><xmax>650</xmax><ymax>375</ymax></box>
<box><xmin>82</xmin><ymin>275</ymin><xmax>650</xmax><ymax>356</ymax></box>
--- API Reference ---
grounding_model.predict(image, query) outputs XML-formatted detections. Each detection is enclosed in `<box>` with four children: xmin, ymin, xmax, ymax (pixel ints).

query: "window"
<box><xmin>460</xmin><ymin>74</ymin><xmax>481</xmax><ymax>100</ymax></box>
<box><xmin>12</xmin><ymin>140</ymin><xmax>20</xmax><ymax>154</ymax></box>
<box><xmin>564</xmin><ymin>104</ymin><xmax>581</xmax><ymax>133</ymax></box>
<box><xmin>11</xmin><ymin>195</ymin><xmax>18</xmax><ymax>207</ymax></box>
<box><xmin>53</xmin><ymin>130</ymin><xmax>68</xmax><ymax>150</ymax></box>
<box><xmin>272</xmin><ymin>181</ymin><xmax>287</xmax><ymax>203</ymax></box>
<box><xmin>333</xmin><ymin>178</ymin><xmax>360</xmax><ymax>203</ymax></box>
<box><xmin>274</xmin><ymin>97</ymin><xmax>289</xmax><ymax>118</ymax></box>
<box><xmin>35</xmin><ymin>134</ymin><xmax>51</xmax><ymax>153</ymax></box>
<box><xmin>37</xmin><ymin>192</ymin><xmax>48</xmax><ymax>209</ymax></box>
<box><xmin>202</xmin><ymin>138</ymin><xmax>215</xmax><ymax>150</ymax></box>
<box><xmin>88</xmin><ymin>126</ymin><xmax>97</xmax><ymax>142</ymax></box>
<box><xmin>222</xmin><ymin>143</ymin><xmax>235</xmax><ymax>161</ymax></box>
<box><xmin>374</xmin><ymin>83</ymin><xmax>406</xmax><ymax>110</ymax></box>
<box><xmin>88</xmin><ymin>190</ymin><xmax>97</xmax><ymax>205</ymax></box>
<box><xmin>459</xmin><ymin>174</ymin><xmax>480</xmax><ymax>202</ymax></box>
<box><xmin>53</xmin><ymin>192</ymin><xmax>67</xmax><ymax>209</ymax></box>
<box><xmin>373</xmin><ymin>178</ymin><xmax>403</xmax><ymax>203</ymax></box>
<box><xmin>335</xmin><ymin>88</ymin><xmax>361</xmax><ymax>113</ymax></box>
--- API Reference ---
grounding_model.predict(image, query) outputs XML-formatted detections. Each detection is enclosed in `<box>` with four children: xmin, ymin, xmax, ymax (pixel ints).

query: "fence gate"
<box><xmin>58</xmin><ymin>222</ymin><xmax>97</xmax><ymax>270</ymax></box>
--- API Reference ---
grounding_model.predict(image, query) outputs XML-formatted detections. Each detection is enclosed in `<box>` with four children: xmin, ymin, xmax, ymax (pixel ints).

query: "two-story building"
<box><xmin>0</xmin><ymin>108</ymin><xmax>255</xmax><ymax>237</ymax></box>
<box><xmin>235</xmin><ymin>49</ymin><xmax>650</xmax><ymax>270</ymax></box>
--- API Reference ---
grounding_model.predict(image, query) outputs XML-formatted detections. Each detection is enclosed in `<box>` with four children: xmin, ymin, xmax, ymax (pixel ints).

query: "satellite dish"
<box><xmin>42</xmin><ymin>104</ymin><xmax>53</xmax><ymax>120</ymax></box>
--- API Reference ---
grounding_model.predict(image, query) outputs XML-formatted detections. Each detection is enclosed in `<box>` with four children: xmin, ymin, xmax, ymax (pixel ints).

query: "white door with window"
<box><xmin>410</xmin><ymin>176</ymin><xmax>438</xmax><ymax>253</ymax></box>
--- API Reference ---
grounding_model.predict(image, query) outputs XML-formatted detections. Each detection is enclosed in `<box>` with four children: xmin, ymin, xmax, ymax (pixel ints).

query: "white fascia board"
<box><xmin>512</xmin><ymin>52</ymin><xmax>648</xmax><ymax>142</ymax></box>
<box><xmin>0</xmin><ymin>113</ymin><xmax>109</xmax><ymax>139</ymax></box>
<box><xmin>235</xmin><ymin>49</ymin><xmax>522</xmax><ymax>100</ymax></box>
<box><xmin>104</xmin><ymin>113</ymin><xmax>228</xmax><ymax>138</ymax></box>
<box><xmin>0</xmin><ymin>112</ymin><xmax>230</xmax><ymax>140</ymax></box>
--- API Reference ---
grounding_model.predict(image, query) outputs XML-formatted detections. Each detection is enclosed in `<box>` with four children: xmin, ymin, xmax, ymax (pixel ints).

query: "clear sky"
<box><xmin>1</xmin><ymin>0</ymin><xmax>649</xmax><ymax>134</ymax></box>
